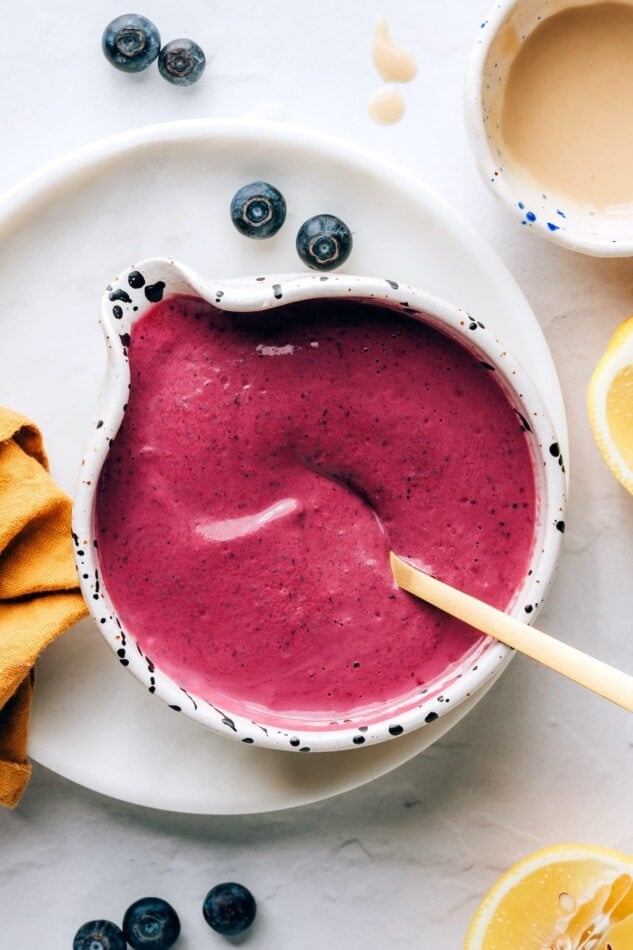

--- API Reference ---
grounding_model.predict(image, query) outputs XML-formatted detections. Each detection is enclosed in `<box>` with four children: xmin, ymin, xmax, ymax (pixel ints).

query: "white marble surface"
<box><xmin>1</xmin><ymin>2</ymin><xmax>633</xmax><ymax>947</ymax></box>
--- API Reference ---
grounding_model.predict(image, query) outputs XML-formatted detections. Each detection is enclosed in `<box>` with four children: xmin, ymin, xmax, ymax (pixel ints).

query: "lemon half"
<box><xmin>465</xmin><ymin>843</ymin><xmax>633</xmax><ymax>949</ymax></box>
<box><xmin>588</xmin><ymin>316</ymin><xmax>633</xmax><ymax>495</ymax></box>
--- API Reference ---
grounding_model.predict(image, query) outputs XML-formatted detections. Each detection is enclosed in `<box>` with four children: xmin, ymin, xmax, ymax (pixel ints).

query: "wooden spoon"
<box><xmin>390</xmin><ymin>552</ymin><xmax>633</xmax><ymax>713</ymax></box>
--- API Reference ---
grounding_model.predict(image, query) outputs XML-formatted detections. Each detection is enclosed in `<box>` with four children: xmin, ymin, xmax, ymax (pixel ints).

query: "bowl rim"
<box><xmin>72</xmin><ymin>259</ymin><xmax>567</xmax><ymax>752</ymax></box>
<box><xmin>464</xmin><ymin>0</ymin><xmax>633</xmax><ymax>258</ymax></box>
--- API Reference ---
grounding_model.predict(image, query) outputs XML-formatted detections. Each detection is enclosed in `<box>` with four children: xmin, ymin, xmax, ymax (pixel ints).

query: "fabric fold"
<box><xmin>0</xmin><ymin>408</ymin><xmax>87</xmax><ymax>808</ymax></box>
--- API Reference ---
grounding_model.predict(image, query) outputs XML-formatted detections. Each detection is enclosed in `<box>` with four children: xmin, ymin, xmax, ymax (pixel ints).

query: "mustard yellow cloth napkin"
<box><xmin>0</xmin><ymin>408</ymin><xmax>87</xmax><ymax>807</ymax></box>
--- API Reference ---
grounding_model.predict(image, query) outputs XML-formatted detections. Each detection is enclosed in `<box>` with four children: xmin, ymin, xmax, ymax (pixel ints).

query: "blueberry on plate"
<box><xmin>73</xmin><ymin>919</ymin><xmax>126</xmax><ymax>950</ymax></box>
<box><xmin>296</xmin><ymin>213</ymin><xmax>353</xmax><ymax>271</ymax></box>
<box><xmin>230</xmin><ymin>181</ymin><xmax>287</xmax><ymax>239</ymax></box>
<box><xmin>158</xmin><ymin>39</ymin><xmax>206</xmax><ymax>86</ymax></box>
<box><xmin>122</xmin><ymin>896</ymin><xmax>181</xmax><ymax>949</ymax></box>
<box><xmin>102</xmin><ymin>14</ymin><xmax>161</xmax><ymax>73</ymax></box>
<box><xmin>203</xmin><ymin>881</ymin><xmax>257</xmax><ymax>936</ymax></box>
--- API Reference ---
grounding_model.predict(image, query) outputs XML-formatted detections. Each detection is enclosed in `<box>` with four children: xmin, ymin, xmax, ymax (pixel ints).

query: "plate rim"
<box><xmin>2</xmin><ymin>117</ymin><xmax>568</xmax><ymax>813</ymax></box>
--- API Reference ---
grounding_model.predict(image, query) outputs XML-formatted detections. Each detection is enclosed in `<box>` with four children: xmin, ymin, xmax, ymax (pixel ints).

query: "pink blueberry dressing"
<box><xmin>95</xmin><ymin>295</ymin><xmax>537</xmax><ymax>727</ymax></box>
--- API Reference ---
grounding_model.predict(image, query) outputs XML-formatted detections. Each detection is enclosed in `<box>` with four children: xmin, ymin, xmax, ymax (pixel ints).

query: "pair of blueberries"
<box><xmin>102</xmin><ymin>14</ymin><xmax>205</xmax><ymax>86</ymax></box>
<box><xmin>73</xmin><ymin>883</ymin><xmax>257</xmax><ymax>949</ymax></box>
<box><xmin>231</xmin><ymin>182</ymin><xmax>353</xmax><ymax>272</ymax></box>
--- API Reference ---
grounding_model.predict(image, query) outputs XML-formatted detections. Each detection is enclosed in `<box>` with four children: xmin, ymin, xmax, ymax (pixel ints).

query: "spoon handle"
<box><xmin>390</xmin><ymin>553</ymin><xmax>633</xmax><ymax>713</ymax></box>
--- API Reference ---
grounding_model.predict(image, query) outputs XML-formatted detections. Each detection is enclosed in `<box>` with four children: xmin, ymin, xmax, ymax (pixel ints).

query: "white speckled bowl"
<box><xmin>72</xmin><ymin>259</ymin><xmax>567</xmax><ymax>752</ymax></box>
<box><xmin>465</xmin><ymin>0</ymin><xmax>633</xmax><ymax>256</ymax></box>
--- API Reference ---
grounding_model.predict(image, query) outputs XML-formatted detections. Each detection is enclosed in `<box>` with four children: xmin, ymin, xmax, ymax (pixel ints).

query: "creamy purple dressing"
<box><xmin>95</xmin><ymin>295</ymin><xmax>536</xmax><ymax>726</ymax></box>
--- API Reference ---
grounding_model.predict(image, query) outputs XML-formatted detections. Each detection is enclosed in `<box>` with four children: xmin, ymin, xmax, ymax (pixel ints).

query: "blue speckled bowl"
<box><xmin>72</xmin><ymin>259</ymin><xmax>567</xmax><ymax>752</ymax></box>
<box><xmin>465</xmin><ymin>0</ymin><xmax>633</xmax><ymax>257</ymax></box>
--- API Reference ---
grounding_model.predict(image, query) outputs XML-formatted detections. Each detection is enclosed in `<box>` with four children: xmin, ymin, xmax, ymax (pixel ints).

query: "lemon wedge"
<box><xmin>465</xmin><ymin>843</ymin><xmax>633</xmax><ymax>949</ymax></box>
<box><xmin>588</xmin><ymin>315</ymin><xmax>633</xmax><ymax>495</ymax></box>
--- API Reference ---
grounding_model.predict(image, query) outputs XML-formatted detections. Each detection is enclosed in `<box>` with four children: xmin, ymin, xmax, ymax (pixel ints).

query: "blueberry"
<box><xmin>73</xmin><ymin>919</ymin><xmax>126</xmax><ymax>950</ymax></box>
<box><xmin>296</xmin><ymin>214</ymin><xmax>353</xmax><ymax>271</ymax></box>
<box><xmin>158</xmin><ymin>39</ymin><xmax>206</xmax><ymax>86</ymax></box>
<box><xmin>102</xmin><ymin>14</ymin><xmax>161</xmax><ymax>73</ymax></box>
<box><xmin>230</xmin><ymin>182</ymin><xmax>287</xmax><ymax>239</ymax></box>
<box><xmin>202</xmin><ymin>882</ymin><xmax>257</xmax><ymax>936</ymax></box>
<box><xmin>122</xmin><ymin>896</ymin><xmax>181</xmax><ymax>949</ymax></box>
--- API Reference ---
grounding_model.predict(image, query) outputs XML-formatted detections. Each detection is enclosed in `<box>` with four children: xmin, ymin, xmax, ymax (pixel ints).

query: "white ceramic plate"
<box><xmin>0</xmin><ymin>119</ymin><xmax>567</xmax><ymax>814</ymax></box>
